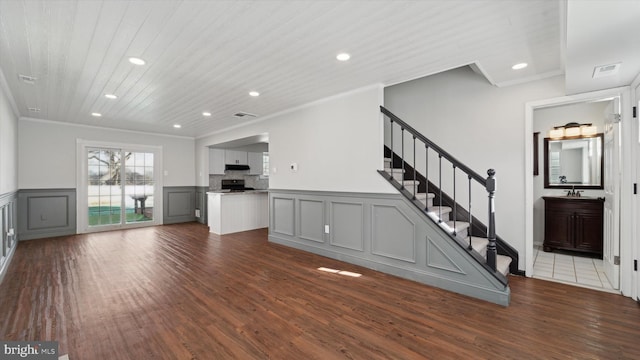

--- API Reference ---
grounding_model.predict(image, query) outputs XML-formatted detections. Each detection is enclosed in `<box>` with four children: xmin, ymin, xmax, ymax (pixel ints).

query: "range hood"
<box><xmin>225</xmin><ymin>164</ymin><xmax>250</xmax><ymax>171</ymax></box>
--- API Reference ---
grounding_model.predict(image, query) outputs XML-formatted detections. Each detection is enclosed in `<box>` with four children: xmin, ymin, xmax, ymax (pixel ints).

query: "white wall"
<box><xmin>196</xmin><ymin>85</ymin><xmax>395</xmax><ymax>194</ymax></box>
<box><xmin>19</xmin><ymin>119</ymin><xmax>195</xmax><ymax>189</ymax></box>
<box><xmin>0</xmin><ymin>77</ymin><xmax>18</xmax><ymax>195</ymax></box>
<box><xmin>384</xmin><ymin>66</ymin><xmax>566</xmax><ymax>270</ymax></box>
<box><xmin>532</xmin><ymin>101</ymin><xmax>609</xmax><ymax>245</ymax></box>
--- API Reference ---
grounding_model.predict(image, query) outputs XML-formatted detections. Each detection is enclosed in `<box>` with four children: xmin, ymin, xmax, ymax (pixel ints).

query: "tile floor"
<box><xmin>532</xmin><ymin>246</ymin><xmax>616</xmax><ymax>292</ymax></box>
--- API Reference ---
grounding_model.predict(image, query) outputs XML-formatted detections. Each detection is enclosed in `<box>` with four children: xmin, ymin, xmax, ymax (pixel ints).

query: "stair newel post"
<box><xmin>486</xmin><ymin>169</ymin><xmax>497</xmax><ymax>271</ymax></box>
<box><xmin>389</xmin><ymin>119</ymin><xmax>394</xmax><ymax>180</ymax></box>
<box><xmin>468</xmin><ymin>175</ymin><xmax>473</xmax><ymax>250</ymax></box>
<box><xmin>401</xmin><ymin>128</ymin><xmax>405</xmax><ymax>189</ymax></box>
<box><xmin>412</xmin><ymin>136</ymin><xmax>417</xmax><ymax>199</ymax></box>
<box><xmin>438</xmin><ymin>154</ymin><xmax>443</xmax><ymax>223</ymax></box>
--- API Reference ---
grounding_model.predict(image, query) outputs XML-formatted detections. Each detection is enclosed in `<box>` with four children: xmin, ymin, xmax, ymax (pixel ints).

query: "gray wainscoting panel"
<box><xmin>0</xmin><ymin>191</ymin><xmax>18</xmax><ymax>285</ymax></box>
<box><xmin>371</xmin><ymin>204</ymin><xmax>416</xmax><ymax>263</ymax></box>
<box><xmin>163</xmin><ymin>187</ymin><xmax>196</xmax><ymax>224</ymax></box>
<box><xmin>426</xmin><ymin>236</ymin><xmax>465</xmax><ymax>274</ymax></box>
<box><xmin>271</xmin><ymin>196</ymin><xmax>295</xmax><ymax>236</ymax></box>
<box><xmin>298</xmin><ymin>199</ymin><xmax>324</xmax><ymax>243</ymax></box>
<box><xmin>195</xmin><ymin>186</ymin><xmax>208</xmax><ymax>224</ymax></box>
<box><xmin>267</xmin><ymin>189</ymin><xmax>510</xmax><ymax>306</ymax></box>
<box><xmin>18</xmin><ymin>189</ymin><xmax>76</xmax><ymax>240</ymax></box>
<box><xmin>329</xmin><ymin>201</ymin><xmax>364</xmax><ymax>251</ymax></box>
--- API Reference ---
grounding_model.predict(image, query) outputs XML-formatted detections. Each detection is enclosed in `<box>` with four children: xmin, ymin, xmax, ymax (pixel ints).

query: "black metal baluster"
<box><xmin>412</xmin><ymin>136</ymin><xmax>416</xmax><ymax>199</ymax></box>
<box><xmin>425</xmin><ymin>145</ymin><xmax>429</xmax><ymax>211</ymax></box>
<box><xmin>401</xmin><ymin>128</ymin><xmax>405</xmax><ymax>189</ymax></box>
<box><xmin>389</xmin><ymin>119</ymin><xmax>394</xmax><ymax>180</ymax></box>
<box><xmin>438</xmin><ymin>154</ymin><xmax>442</xmax><ymax>223</ymax></box>
<box><xmin>468</xmin><ymin>175</ymin><xmax>473</xmax><ymax>250</ymax></box>
<box><xmin>452</xmin><ymin>165</ymin><xmax>457</xmax><ymax>236</ymax></box>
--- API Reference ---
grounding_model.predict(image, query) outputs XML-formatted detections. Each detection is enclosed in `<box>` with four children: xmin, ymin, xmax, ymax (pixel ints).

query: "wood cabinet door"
<box><xmin>574</xmin><ymin>211</ymin><xmax>604</xmax><ymax>254</ymax></box>
<box><xmin>544</xmin><ymin>209</ymin><xmax>574</xmax><ymax>249</ymax></box>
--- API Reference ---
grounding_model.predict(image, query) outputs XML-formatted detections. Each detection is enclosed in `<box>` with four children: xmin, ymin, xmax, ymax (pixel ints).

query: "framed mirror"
<box><xmin>543</xmin><ymin>134</ymin><xmax>604</xmax><ymax>189</ymax></box>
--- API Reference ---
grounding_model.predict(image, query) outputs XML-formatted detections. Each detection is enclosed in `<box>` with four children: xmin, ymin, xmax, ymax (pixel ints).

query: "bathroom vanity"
<box><xmin>542</xmin><ymin>196</ymin><xmax>604</xmax><ymax>257</ymax></box>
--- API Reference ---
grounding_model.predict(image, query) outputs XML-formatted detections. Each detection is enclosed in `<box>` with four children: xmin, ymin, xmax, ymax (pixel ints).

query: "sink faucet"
<box><xmin>567</xmin><ymin>186</ymin><xmax>576</xmax><ymax>197</ymax></box>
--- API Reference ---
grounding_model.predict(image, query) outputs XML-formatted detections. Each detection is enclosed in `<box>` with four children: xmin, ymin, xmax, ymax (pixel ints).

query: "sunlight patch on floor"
<box><xmin>318</xmin><ymin>267</ymin><xmax>362</xmax><ymax>277</ymax></box>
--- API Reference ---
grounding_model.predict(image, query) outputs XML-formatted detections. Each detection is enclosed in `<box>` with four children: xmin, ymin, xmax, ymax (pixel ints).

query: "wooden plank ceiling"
<box><xmin>0</xmin><ymin>0</ymin><xmax>561</xmax><ymax>137</ymax></box>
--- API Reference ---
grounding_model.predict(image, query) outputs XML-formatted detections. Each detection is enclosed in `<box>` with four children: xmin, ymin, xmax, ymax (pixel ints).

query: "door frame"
<box><xmin>631</xmin><ymin>73</ymin><xmax>640</xmax><ymax>302</ymax></box>
<box><xmin>524</xmin><ymin>86</ymin><xmax>634</xmax><ymax>296</ymax></box>
<box><xmin>76</xmin><ymin>139</ymin><xmax>164</xmax><ymax>233</ymax></box>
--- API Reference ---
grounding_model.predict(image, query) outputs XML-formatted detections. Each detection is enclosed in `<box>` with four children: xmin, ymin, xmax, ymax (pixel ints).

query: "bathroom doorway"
<box><xmin>524</xmin><ymin>87</ymin><xmax>632</xmax><ymax>294</ymax></box>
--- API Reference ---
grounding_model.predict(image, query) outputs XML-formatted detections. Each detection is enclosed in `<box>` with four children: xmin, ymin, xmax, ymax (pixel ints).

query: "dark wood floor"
<box><xmin>1</xmin><ymin>223</ymin><xmax>639</xmax><ymax>359</ymax></box>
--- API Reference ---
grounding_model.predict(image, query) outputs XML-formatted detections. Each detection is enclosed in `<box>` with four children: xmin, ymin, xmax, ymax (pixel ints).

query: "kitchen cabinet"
<box><xmin>225</xmin><ymin>150</ymin><xmax>247</xmax><ymax>165</ymax></box>
<box><xmin>207</xmin><ymin>191</ymin><xmax>268</xmax><ymax>235</ymax></box>
<box><xmin>209</xmin><ymin>148</ymin><xmax>226</xmax><ymax>174</ymax></box>
<box><xmin>542</xmin><ymin>196</ymin><xmax>603</xmax><ymax>257</ymax></box>
<box><xmin>248</xmin><ymin>152</ymin><xmax>263</xmax><ymax>175</ymax></box>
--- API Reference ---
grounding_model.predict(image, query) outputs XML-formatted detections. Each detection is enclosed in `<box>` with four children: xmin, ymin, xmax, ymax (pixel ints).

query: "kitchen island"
<box><xmin>207</xmin><ymin>190</ymin><xmax>268</xmax><ymax>235</ymax></box>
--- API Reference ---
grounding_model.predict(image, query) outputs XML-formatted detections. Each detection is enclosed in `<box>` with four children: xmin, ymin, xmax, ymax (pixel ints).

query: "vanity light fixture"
<box><xmin>549</xmin><ymin>122</ymin><xmax>597</xmax><ymax>139</ymax></box>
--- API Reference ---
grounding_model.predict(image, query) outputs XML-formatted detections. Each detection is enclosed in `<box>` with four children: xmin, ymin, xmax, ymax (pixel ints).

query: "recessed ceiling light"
<box><xmin>105</xmin><ymin>94</ymin><xmax>118</xmax><ymax>99</ymax></box>
<box><xmin>249</xmin><ymin>91</ymin><xmax>260</xmax><ymax>97</ymax></box>
<box><xmin>512</xmin><ymin>62</ymin><xmax>528</xmax><ymax>70</ymax></box>
<box><xmin>128</xmin><ymin>57</ymin><xmax>146</xmax><ymax>65</ymax></box>
<box><xmin>91</xmin><ymin>112</ymin><xmax>102</xmax><ymax>117</ymax></box>
<box><xmin>173</xmin><ymin>124</ymin><xmax>182</xmax><ymax>128</ymax></box>
<box><xmin>336</xmin><ymin>53</ymin><xmax>350</xmax><ymax>61</ymax></box>
<box><xmin>202</xmin><ymin>112</ymin><xmax>212</xmax><ymax>117</ymax></box>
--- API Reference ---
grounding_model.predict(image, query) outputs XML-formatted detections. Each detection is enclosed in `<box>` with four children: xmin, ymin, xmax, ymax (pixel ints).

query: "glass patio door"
<box><xmin>85</xmin><ymin>146</ymin><xmax>158</xmax><ymax>230</ymax></box>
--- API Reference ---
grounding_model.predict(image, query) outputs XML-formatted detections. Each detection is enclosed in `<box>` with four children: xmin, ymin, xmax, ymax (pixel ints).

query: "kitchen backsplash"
<box><xmin>209</xmin><ymin>170</ymin><xmax>269</xmax><ymax>191</ymax></box>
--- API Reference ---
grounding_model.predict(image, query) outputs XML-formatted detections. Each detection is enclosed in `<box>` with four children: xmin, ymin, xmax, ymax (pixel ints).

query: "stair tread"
<box><xmin>497</xmin><ymin>255</ymin><xmax>512</xmax><ymax>277</ymax></box>
<box><xmin>414</xmin><ymin>192</ymin><xmax>435</xmax><ymax>199</ymax></box>
<box><xmin>384</xmin><ymin>168</ymin><xmax>406</xmax><ymax>173</ymax></box>
<box><xmin>402</xmin><ymin>180</ymin><xmax>420</xmax><ymax>187</ymax></box>
<box><xmin>444</xmin><ymin>221</ymin><xmax>470</xmax><ymax>231</ymax></box>
<box><xmin>425</xmin><ymin>206</ymin><xmax>452</xmax><ymax>213</ymax></box>
<box><xmin>468</xmin><ymin>236</ymin><xmax>488</xmax><ymax>253</ymax></box>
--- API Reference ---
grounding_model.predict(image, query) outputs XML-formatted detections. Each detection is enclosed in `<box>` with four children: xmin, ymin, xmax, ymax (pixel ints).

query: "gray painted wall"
<box><xmin>0</xmin><ymin>191</ymin><xmax>18</xmax><ymax>285</ymax></box>
<box><xmin>268</xmin><ymin>189</ymin><xmax>510</xmax><ymax>306</ymax></box>
<box><xmin>195</xmin><ymin>186</ymin><xmax>208</xmax><ymax>224</ymax></box>
<box><xmin>163</xmin><ymin>186</ymin><xmax>196</xmax><ymax>224</ymax></box>
<box><xmin>15</xmin><ymin>187</ymin><xmax>198</xmax><ymax>241</ymax></box>
<box><xmin>18</xmin><ymin>189</ymin><xmax>76</xmax><ymax>241</ymax></box>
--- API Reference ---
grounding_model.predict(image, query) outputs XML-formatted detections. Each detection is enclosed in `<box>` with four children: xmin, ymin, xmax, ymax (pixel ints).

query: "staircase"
<box><xmin>379</xmin><ymin>106</ymin><xmax>518</xmax><ymax>286</ymax></box>
<box><xmin>383</xmin><ymin>157</ymin><xmax>512</xmax><ymax>277</ymax></box>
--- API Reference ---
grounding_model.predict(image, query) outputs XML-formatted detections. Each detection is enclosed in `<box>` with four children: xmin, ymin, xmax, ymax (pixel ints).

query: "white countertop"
<box><xmin>207</xmin><ymin>190</ymin><xmax>268</xmax><ymax>196</ymax></box>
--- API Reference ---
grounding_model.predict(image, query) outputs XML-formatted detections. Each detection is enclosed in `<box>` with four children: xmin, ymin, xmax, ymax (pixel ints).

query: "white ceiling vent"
<box><xmin>18</xmin><ymin>74</ymin><xmax>38</xmax><ymax>84</ymax></box>
<box><xmin>233</xmin><ymin>112</ymin><xmax>257</xmax><ymax>118</ymax></box>
<box><xmin>592</xmin><ymin>63</ymin><xmax>621</xmax><ymax>79</ymax></box>
<box><xmin>28</xmin><ymin>107</ymin><xmax>41</xmax><ymax>112</ymax></box>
